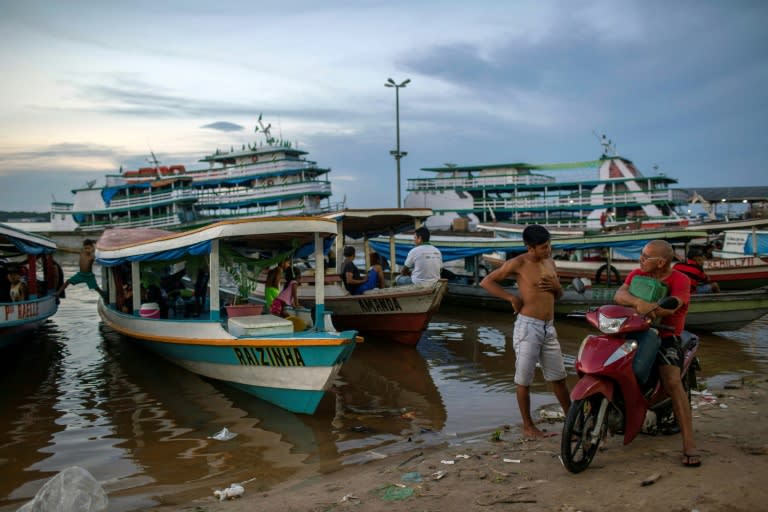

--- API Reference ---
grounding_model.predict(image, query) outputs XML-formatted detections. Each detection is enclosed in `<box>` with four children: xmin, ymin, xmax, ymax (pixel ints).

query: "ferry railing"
<box><xmin>106</xmin><ymin>189</ymin><xmax>198</xmax><ymax>210</ymax></box>
<box><xmin>194</xmin><ymin>180</ymin><xmax>331</xmax><ymax>206</ymax></box>
<box><xmin>195</xmin><ymin>160</ymin><xmax>321</xmax><ymax>181</ymax></box>
<box><xmin>76</xmin><ymin>213</ymin><xmax>183</xmax><ymax>231</ymax></box>
<box><xmin>407</xmin><ymin>174</ymin><xmax>555</xmax><ymax>190</ymax></box>
<box><xmin>474</xmin><ymin>189</ymin><xmax>679</xmax><ymax>210</ymax></box>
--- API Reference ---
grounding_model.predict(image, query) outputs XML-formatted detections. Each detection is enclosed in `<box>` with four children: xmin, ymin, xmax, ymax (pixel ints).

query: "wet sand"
<box><xmin>150</xmin><ymin>373</ymin><xmax>768</xmax><ymax>512</ymax></box>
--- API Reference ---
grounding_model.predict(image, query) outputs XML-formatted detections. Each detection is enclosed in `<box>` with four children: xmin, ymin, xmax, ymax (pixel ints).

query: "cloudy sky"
<box><xmin>0</xmin><ymin>0</ymin><xmax>766</xmax><ymax>212</ymax></box>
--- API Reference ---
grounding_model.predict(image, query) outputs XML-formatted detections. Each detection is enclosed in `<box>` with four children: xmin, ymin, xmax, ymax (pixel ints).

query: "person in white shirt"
<box><xmin>396</xmin><ymin>227</ymin><xmax>442</xmax><ymax>285</ymax></box>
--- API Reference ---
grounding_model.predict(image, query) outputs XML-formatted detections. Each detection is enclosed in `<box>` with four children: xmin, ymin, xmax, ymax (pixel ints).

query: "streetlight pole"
<box><xmin>385</xmin><ymin>77</ymin><xmax>410</xmax><ymax>208</ymax></box>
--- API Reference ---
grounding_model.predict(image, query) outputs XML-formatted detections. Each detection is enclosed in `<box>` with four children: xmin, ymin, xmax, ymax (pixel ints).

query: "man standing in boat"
<box><xmin>395</xmin><ymin>227</ymin><xmax>442</xmax><ymax>286</ymax></box>
<box><xmin>480</xmin><ymin>225</ymin><xmax>570</xmax><ymax>439</ymax></box>
<box><xmin>58</xmin><ymin>239</ymin><xmax>105</xmax><ymax>299</ymax></box>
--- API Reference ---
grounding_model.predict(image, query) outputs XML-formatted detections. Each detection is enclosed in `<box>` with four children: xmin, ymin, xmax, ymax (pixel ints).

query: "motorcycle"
<box><xmin>560</xmin><ymin>280</ymin><xmax>700</xmax><ymax>473</ymax></box>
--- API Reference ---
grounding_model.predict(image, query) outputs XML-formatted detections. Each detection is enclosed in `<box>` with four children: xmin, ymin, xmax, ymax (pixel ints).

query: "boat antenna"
<box><xmin>146</xmin><ymin>150</ymin><xmax>161</xmax><ymax>179</ymax></box>
<box><xmin>592</xmin><ymin>131</ymin><xmax>616</xmax><ymax>157</ymax></box>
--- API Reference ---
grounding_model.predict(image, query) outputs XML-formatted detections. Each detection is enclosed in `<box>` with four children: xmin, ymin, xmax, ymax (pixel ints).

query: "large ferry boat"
<box><xmin>404</xmin><ymin>137</ymin><xmax>690</xmax><ymax>233</ymax></box>
<box><xmin>51</xmin><ymin>118</ymin><xmax>337</xmax><ymax>233</ymax></box>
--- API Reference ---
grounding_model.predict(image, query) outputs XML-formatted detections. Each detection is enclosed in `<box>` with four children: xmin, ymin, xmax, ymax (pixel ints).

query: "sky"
<box><xmin>0</xmin><ymin>0</ymin><xmax>766</xmax><ymax>212</ymax></box>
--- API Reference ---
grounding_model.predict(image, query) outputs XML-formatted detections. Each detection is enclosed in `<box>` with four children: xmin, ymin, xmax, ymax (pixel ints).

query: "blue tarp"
<box><xmin>744</xmin><ymin>233</ymin><xmax>768</xmax><ymax>255</ymax></box>
<box><xmin>369</xmin><ymin>238</ymin><xmax>657</xmax><ymax>265</ymax></box>
<box><xmin>102</xmin><ymin>182</ymin><xmax>152</xmax><ymax>205</ymax></box>
<box><xmin>97</xmin><ymin>240</ymin><xmax>212</xmax><ymax>267</ymax></box>
<box><xmin>7</xmin><ymin>237</ymin><xmax>56</xmax><ymax>256</ymax></box>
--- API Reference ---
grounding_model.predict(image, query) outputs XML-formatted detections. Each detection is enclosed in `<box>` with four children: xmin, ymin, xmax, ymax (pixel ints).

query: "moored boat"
<box><xmin>94</xmin><ymin>217</ymin><xmax>360</xmax><ymax>414</ymax></box>
<box><xmin>52</xmin><ymin>116</ymin><xmax>339</xmax><ymax>233</ymax></box>
<box><xmin>289</xmin><ymin>209</ymin><xmax>449</xmax><ymax>346</ymax></box>
<box><xmin>0</xmin><ymin>224</ymin><xmax>60</xmax><ymax>349</ymax></box>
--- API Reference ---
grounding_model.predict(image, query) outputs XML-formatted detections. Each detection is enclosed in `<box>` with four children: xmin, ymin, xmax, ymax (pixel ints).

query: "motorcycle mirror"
<box><xmin>571</xmin><ymin>277</ymin><xmax>586</xmax><ymax>294</ymax></box>
<box><xmin>658</xmin><ymin>296</ymin><xmax>681</xmax><ymax>310</ymax></box>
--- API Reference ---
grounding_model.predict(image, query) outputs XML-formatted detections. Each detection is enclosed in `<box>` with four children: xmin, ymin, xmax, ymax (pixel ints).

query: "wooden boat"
<box><xmin>0</xmin><ymin>224</ymin><xmax>60</xmax><ymax>349</ymax></box>
<box><xmin>445</xmin><ymin>281</ymin><xmax>768</xmax><ymax>332</ymax></box>
<box><xmin>555</xmin><ymin>286</ymin><xmax>768</xmax><ymax>332</ymax></box>
<box><xmin>94</xmin><ymin>217</ymin><xmax>360</xmax><ymax>414</ymax></box>
<box><xmin>290</xmin><ymin>209</ymin><xmax>448</xmax><ymax>346</ymax></box>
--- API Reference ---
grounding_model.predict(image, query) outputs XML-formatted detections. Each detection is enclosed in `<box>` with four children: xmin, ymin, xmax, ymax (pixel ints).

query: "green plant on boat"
<box><xmin>223</xmin><ymin>260</ymin><xmax>259</xmax><ymax>305</ymax></box>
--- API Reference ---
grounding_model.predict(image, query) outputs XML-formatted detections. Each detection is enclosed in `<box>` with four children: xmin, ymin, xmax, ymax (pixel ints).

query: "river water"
<box><xmin>1</xmin><ymin>254</ymin><xmax>767</xmax><ymax>510</ymax></box>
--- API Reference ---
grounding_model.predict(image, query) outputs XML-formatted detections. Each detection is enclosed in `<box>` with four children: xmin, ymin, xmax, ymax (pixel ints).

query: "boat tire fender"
<box><xmin>594</xmin><ymin>264</ymin><xmax>621</xmax><ymax>285</ymax></box>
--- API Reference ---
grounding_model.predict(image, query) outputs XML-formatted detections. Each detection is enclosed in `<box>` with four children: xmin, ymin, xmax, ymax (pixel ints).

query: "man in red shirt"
<box><xmin>674</xmin><ymin>247</ymin><xmax>720</xmax><ymax>294</ymax></box>
<box><xmin>614</xmin><ymin>240</ymin><xmax>700</xmax><ymax>467</ymax></box>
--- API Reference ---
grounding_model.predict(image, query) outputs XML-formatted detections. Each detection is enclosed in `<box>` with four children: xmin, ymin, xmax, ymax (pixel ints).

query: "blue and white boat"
<box><xmin>94</xmin><ymin>217</ymin><xmax>359</xmax><ymax>414</ymax></box>
<box><xmin>0</xmin><ymin>224</ymin><xmax>59</xmax><ymax>349</ymax></box>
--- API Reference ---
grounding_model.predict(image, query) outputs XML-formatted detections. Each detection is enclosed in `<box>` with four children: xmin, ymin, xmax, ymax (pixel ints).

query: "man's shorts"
<box><xmin>68</xmin><ymin>271</ymin><xmax>98</xmax><ymax>290</ymax></box>
<box><xmin>512</xmin><ymin>314</ymin><xmax>567</xmax><ymax>386</ymax></box>
<box><xmin>695</xmin><ymin>284</ymin><xmax>714</xmax><ymax>294</ymax></box>
<box><xmin>657</xmin><ymin>335</ymin><xmax>683</xmax><ymax>369</ymax></box>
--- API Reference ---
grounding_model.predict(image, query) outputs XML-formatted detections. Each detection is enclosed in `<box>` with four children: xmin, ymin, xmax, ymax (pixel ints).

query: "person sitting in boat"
<box><xmin>270</xmin><ymin>266</ymin><xmax>301</xmax><ymax>317</ymax></box>
<box><xmin>395</xmin><ymin>227</ymin><xmax>442</xmax><ymax>286</ymax></box>
<box><xmin>369</xmin><ymin>252</ymin><xmax>386</xmax><ymax>289</ymax></box>
<box><xmin>674</xmin><ymin>247</ymin><xmax>720</xmax><ymax>294</ymax></box>
<box><xmin>6</xmin><ymin>264</ymin><xmax>27</xmax><ymax>302</ymax></box>
<box><xmin>265</xmin><ymin>259</ymin><xmax>290</xmax><ymax>310</ymax></box>
<box><xmin>341</xmin><ymin>246</ymin><xmax>378</xmax><ymax>295</ymax></box>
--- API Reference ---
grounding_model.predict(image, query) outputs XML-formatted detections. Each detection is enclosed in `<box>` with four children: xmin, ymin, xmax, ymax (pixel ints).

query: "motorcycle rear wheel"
<box><xmin>561</xmin><ymin>395</ymin><xmax>605</xmax><ymax>473</ymax></box>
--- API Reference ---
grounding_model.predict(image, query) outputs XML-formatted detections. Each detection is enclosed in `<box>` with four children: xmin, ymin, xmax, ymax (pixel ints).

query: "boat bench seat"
<box><xmin>228</xmin><ymin>314</ymin><xmax>294</xmax><ymax>337</ymax></box>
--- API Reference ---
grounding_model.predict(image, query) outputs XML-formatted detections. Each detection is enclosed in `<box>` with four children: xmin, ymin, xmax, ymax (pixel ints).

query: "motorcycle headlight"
<box><xmin>605</xmin><ymin>340</ymin><xmax>638</xmax><ymax>366</ymax></box>
<box><xmin>598</xmin><ymin>312</ymin><xmax>628</xmax><ymax>333</ymax></box>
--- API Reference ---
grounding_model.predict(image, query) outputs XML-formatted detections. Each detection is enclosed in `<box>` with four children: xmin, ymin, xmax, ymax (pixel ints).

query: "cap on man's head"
<box><xmin>687</xmin><ymin>247</ymin><xmax>705</xmax><ymax>259</ymax></box>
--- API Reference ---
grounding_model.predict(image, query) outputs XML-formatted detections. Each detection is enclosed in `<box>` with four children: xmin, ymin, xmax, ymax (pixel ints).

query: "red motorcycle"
<box><xmin>560</xmin><ymin>294</ymin><xmax>700</xmax><ymax>473</ymax></box>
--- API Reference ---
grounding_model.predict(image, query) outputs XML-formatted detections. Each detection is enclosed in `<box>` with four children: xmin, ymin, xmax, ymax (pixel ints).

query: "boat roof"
<box><xmin>685</xmin><ymin>217</ymin><xmax>768</xmax><ymax>232</ymax></box>
<box><xmin>0</xmin><ymin>223</ymin><xmax>57</xmax><ymax>257</ymax></box>
<box><xmin>95</xmin><ymin>217</ymin><xmax>338</xmax><ymax>264</ymax></box>
<box><xmin>322</xmin><ymin>208</ymin><xmax>434</xmax><ymax>239</ymax></box>
<box><xmin>420</xmin><ymin>159</ymin><xmax>603</xmax><ymax>173</ymax></box>
<box><xmin>199</xmin><ymin>144</ymin><xmax>307</xmax><ymax>162</ymax></box>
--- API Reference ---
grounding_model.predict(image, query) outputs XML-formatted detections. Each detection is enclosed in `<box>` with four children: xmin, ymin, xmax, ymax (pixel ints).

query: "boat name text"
<box><xmin>4</xmin><ymin>302</ymin><xmax>39</xmax><ymax>322</ymax></box>
<box><xmin>233</xmin><ymin>347</ymin><xmax>306</xmax><ymax>367</ymax></box>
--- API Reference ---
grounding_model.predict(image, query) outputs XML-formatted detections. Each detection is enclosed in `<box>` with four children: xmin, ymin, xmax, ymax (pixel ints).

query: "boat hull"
<box><xmin>446</xmin><ymin>282</ymin><xmax>768</xmax><ymax>332</ymax></box>
<box><xmin>98</xmin><ymin>301</ymin><xmax>357</xmax><ymax>414</ymax></box>
<box><xmin>555</xmin><ymin>286</ymin><xmax>768</xmax><ymax>332</ymax></box>
<box><xmin>0</xmin><ymin>296</ymin><xmax>58</xmax><ymax>349</ymax></box>
<box><xmin>298</xmin><ymin>280</ymin><xmax>448</xmax><ymax>345</ymax></box>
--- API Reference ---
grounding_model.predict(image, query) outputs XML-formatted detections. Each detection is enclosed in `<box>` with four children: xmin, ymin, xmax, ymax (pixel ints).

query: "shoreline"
<box><xmin>148</xmin><ymin>373</ymin><xmax>768</xmax><ymax>512</ymax></box>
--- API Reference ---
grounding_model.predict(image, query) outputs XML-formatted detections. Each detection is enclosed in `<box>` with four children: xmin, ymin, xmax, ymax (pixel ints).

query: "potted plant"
<box><xmin>222</xmin><ymin>257</ymin><xmax>263</xmax><ymax>317</ymax></box>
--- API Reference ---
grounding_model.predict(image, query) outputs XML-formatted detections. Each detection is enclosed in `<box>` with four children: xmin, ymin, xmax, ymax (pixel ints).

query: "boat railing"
<box><xmin>196</xmin><ymin>160</ymin><xmax>320</xmax><ymax>180</ymax></box>
<box><xmin>195</xmin><ymin>180</ymin><xmax>331</xmax><ymax>206</ymax></box>
<box><xmin>77</xmin><ymin>212</ymin><xmax>183</xmax><ymax>231</ymax></box>
<box><xmin>51</xmin><ymin>203</ymin><xmax>74</xmax><ymax>214</ymax></box>
<box><xmin>474</xmin><ymin>189</ymin><xmax>678</xmax><ymax>211</ymax></box>
<box><xmin>106</xmin><ymin>189</ymin><xmax>198</xmax><ymax>209</ymax></box>
<box><xmin>407</xmin><ymin>174</ymin><xmax>554</xmax><ymax>191</ymax></box>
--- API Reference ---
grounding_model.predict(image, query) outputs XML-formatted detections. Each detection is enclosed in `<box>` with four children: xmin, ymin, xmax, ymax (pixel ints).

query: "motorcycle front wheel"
<box><xmin>561</xmin><ymin>395</ymin><xmax>605</xmax><ymax>473</ymax></box>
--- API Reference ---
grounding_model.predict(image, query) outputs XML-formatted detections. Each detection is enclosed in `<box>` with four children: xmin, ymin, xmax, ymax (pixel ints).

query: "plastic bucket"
<box><xmin>139</xmin><ymin>302</ymin><xmax>161</xmax><ymax>318</ymax></box>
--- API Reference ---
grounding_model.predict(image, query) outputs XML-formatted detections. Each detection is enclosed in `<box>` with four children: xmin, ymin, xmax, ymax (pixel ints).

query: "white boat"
<box><xmin>52</xmin><ymin>116</ymin><xmax>339</xmax><ymax>233</ymax></box>
<box><xmin>0</xmin><ymin>224</ymin><xmax>59</xmax><ymax>349</ymax></box>
<box><xmin>404</xmin><ymin>137</ymin><xmax>689</xmax><ymax>232</ymax></box>
<box><xmin>282</xmin><ymin>209</ymin><xmax>449</xmax><ymax>346</ymax></box>
<box><xmin>94</xmin><ymin>217</ymin><xmax>360</xmax><ymax>414</ymax></box>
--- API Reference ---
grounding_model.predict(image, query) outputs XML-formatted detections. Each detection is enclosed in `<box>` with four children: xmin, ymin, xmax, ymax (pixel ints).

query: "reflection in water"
<box><xmin>0</xmin><ymin>255</ymin><xmax>766</xmax><ymax>510</ymax></box>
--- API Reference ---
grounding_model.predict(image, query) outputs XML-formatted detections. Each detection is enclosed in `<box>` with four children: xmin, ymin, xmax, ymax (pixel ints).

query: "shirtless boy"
<box><xmin>480</xmin><ymin>225</ymin><xmax>570</xmax><ymax>439</ymax></box>
<box><xmin>58</xmin><ymin>239</ymin><xmax>104</xmax><ymax>298</ymax></box>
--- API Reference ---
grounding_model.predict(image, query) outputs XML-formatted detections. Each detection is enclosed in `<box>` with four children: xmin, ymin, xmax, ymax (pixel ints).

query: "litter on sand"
<box><xmin>213</xmin><ymin>483</ymin><xmax>244</xmax><ymax>501</ymax></box>
<box><xmin>209</xmin><ymin>427</ymin><xmax>237</xmax><ymax>441</ymax></box>
<box><xmin>440</xmin><ymin>460</ymin><xmax>455</xmax><ymax>465</ymax></box>
<box><xmin>503</xmin><ymin>458</ymin><xmax>521</xmax><ymax>463</ymax></box>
